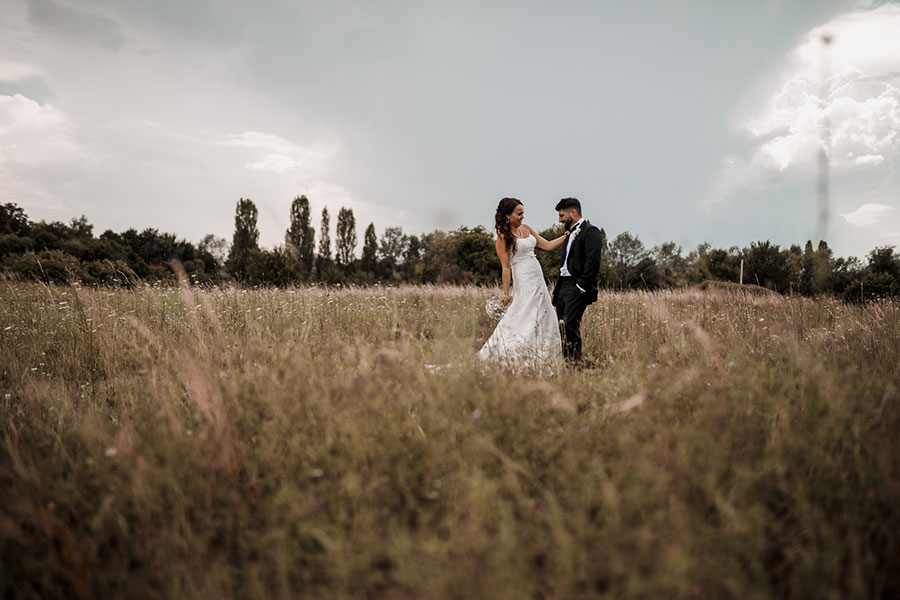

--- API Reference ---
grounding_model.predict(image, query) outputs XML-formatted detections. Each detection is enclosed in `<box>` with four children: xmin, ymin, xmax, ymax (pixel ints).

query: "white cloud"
<box><xmin>0</xmin><ymin>59</ymin><xmax>42</xmax><ymax>82</ymax></box>
<box><xmin>0</xmin><ymin>93</ymin><xmax>81</xmax><ymax>165</ymax></box>
<box><xmin>842</xmin><ymin>202</ymin><xmax>900</xmax><ymax>240</ymax></box>
<box><xmin>0</xmin><ymin>94</ymin><xmax>84</xmax><ymax>212</ymax></box>
<box><xmin>708</xmin><ymin>4</ymin><xmax>900</xmax><ymax>205</ymax></box>
<box><xmin>842</xmin><ymin>202</ymin><xmax>893</xmax><ymax>227</ymax></box>
<box><xmin>225</xmin><ymin>131</ymin><xmax>300</xmax><ymax>154</ymax></box>
<box><xmin>246</xmin><ymin>154</ymin><xmax>297</xmax><ymax>174</ymax></box>
<box><xmin>747</xmin><ymin>69</ymin><xmax>900</xmax><ymax>172</ymax></box>
<box><xmin>793</xmin><ymin>5</ymin><xmax>900</xmax><ymax>77</ymax></box>
<box><xmin>225</xmin><ymin>131</ymin><xmax>339</xmax><ymax>176</ymax></box>
<box><xmin>853</xmin><ymin>154</ymin><xmax>883</xmax><ymax>166</ymax></box>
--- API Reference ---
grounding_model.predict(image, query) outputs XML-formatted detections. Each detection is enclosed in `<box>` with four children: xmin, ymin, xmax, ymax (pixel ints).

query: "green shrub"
<box><xmin>1</xmin><ymin>250</ymin><xmax>81</xmax><ymax>284</ymax></box>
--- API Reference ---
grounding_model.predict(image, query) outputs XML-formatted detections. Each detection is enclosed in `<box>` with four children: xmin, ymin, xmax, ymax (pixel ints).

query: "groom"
<box><xmin>551</xmin><ymin>198</ymin><xmax>603</xmax><ymax>364</ymax></box>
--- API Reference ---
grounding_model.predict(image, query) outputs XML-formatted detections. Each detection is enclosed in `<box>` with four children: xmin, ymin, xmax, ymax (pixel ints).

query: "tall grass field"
<box><xmin>1</xmin><ymin>281</ymin><xmax>899</xmax><ymax>598</ymax></box>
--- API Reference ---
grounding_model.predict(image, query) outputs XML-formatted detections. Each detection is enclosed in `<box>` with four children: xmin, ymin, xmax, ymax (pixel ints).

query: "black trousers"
<box><xmin>554</xmin><ymin>278</ymin><xmax>589</xmax><ymax>361</ymax></box>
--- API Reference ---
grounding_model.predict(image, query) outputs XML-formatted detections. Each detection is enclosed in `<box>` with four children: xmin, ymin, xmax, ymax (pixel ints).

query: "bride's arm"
<box><xmin>527</xmin><ymin>225</ymin><xmax>569</xmax><ymax>251</ymax></box>
<box><xmin>495</xmin><ymin>236</ymin><xmax>512</xmax><ymax>304</ymax></box>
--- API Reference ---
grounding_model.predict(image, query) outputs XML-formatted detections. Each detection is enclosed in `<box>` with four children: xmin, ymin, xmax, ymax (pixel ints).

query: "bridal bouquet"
<box><xmin>485</xmin><ymin>296</ymin><xmax>507</xmax><ymax>320</ymax></box>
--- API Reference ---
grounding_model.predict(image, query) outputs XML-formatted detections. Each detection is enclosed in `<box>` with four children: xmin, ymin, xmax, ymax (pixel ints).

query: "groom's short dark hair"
<box><xmin>555</xmin><ymin>198</ymin><xmax>581</xmax><ymax>215</ymax></box>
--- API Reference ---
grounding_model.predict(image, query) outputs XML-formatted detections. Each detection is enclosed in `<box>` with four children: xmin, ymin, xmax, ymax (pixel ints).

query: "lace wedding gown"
<box><xmin>478</xmin><ymin>234</ymin><xmax>562</xmax><ymax>370</ymax></box>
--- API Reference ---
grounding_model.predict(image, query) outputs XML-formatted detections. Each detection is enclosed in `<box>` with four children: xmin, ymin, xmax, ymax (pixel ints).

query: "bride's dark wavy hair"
<box><xmin>494</xmin><ymin>197</ymin><xmax>523</xmax><ymax>258</ymax></box>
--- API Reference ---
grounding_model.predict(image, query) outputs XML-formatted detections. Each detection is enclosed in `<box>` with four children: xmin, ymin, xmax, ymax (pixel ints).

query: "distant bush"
<box><xmin>246</xmin><ymin>247</ymin><xmax>298</xmax><ymax>287</ymax></box>
<box><xmin>0</xmin><ymin>234</ymin><xmax>34</xmax><ymax>259</ymax></box>
<box><xmin>2</xmin><ymin>250</ymin><xmax>81</xmax><ymax>284</ymax></box>
<box><xmin>843</xmin><ymin>271</ymin><xmax>898</xmax><ymax>302</ymax></box>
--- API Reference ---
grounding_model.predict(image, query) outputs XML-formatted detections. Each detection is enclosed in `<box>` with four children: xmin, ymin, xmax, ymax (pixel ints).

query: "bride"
<box><xmin>478</xmin><ymin>198</ymin><xmax>570</xmax><ymax>370</ymax></box>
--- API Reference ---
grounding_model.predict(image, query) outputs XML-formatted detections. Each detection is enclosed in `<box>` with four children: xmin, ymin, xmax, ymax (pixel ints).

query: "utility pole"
<box><xmin>816</xmin><ymin>33</ymin><xmax>834</xmax><ymax>246</ymax></box>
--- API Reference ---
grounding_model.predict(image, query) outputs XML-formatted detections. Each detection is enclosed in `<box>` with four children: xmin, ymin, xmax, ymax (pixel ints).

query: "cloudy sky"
<box><xmin>1</xmin><ymin>0</ymin><xmax>899</xmax><ymax>258</ymax></box>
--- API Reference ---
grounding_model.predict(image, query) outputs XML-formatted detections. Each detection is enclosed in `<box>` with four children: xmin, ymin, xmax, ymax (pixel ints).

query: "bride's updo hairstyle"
<box><xmin>494</xmin><ymin>197</ymin><xmax>523</xmax><ymax>258</ymax></box>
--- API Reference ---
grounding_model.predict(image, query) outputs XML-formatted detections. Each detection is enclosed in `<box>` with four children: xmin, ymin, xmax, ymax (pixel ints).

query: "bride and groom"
<box><xmin>478</xmin><ymin>197</ymin><xmax>603</xmax><ymax>369</ymax></box>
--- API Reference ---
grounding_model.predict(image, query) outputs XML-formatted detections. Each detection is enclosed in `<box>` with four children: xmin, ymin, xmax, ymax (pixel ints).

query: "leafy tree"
<box><xmin>742</xmin><ymin>241</ymin><xmax>797</xmax><ymax>292</ymax></box>
<box><xmin>815</xmin><ymin>240</ymin><xmax>834</xmax><ymax>293</ymax></box>
<box><xmin>800</xmin><ymin>240</ymin><xmax>817</xmax><ymax>295</ymax></box>
<box><xmin>787</xmin><ymin>244</ymin><xmax>804</xmax><ymax>291</ymax></box>
<box><xmin>608</xmin><ymin>232</ymin><xmax>652</xmax><ymax>289</ymax></box>
<box><xmin>199</xmin><ymin>234</ymin><xmax>230</xmax><ymax>268</ymax></box>
<box><xmin>416</xmin><ymin>231</ymin><xmax>458</xmax><ymax>283</ymax></box>
<box><xmin>227</xmin><ymin>198</ymin><xmax>260</xmax><ymax>281</ymax></box>
<box><xmin>686</xmin><ymin>243</ymin><xmax>711</xmax><ymax>283</ymax></box>
<box><xmin>653</xmin><ymin>241</ymin><xmax>689</xmax><ymax>287</ymax></box>
<box><xmin>635</xmin><ymin>257</ymin><xmax>662</xmax><ymax>289</ymax></box>
<box><xmin>0</xmin><ymin>203</ymin><xmax>29</xmax><ymax>236</ymax></box>
<box><xmin>29</xmin><ymin>221</ymin><xmax>72</xmax><ymax>251</ymax></box>
<box><xmin>537</xmin><ymin>223</ymin><xmax>565</xmax><ymax>280</ymax></box>
<box><xmin>69</xmin><ymin>216</ymin><xmax>93</xmax><ymax>239</ymax></box>
<box><xmin>832</xmin><ymin>255</ymin><xmax>864</xmax><ymax>296</ymax></box>
<box><xmin>708</xmin><ymin>248</ymin><xmax>740</xmax><ymax>282</ymax></box>
<box><xmin>868</xmin><ymin>246</ymin><xmax>900</xmax><ymax>279</ymax></box>
<box><xmin>318</xmin><ymin>207</ymin><xmax>331</xmax><ymax>259</ymax></box>
<box><xmin>316</xmin><ymin>207</ymin><xmax>336</xmax><ymax>282</ymax></box>
<box><xmin>797</xmin><ymin>240</ymin><xmax>834</xmax><ymax>296</ymax></box>
<box><xmin>0</xmin><ymin>235</ymin><xmax>35</xmax><ymax>260</ymax></box>
<box><xmin>2</xmin><ymin>250</ymin><xmax>81</xmax><ymax>284</ymax></box>
<box><xmin>453</xmin><ymin>226</ymin><xmax>496</xmax><ymax>285</ymax></box>
<box><xmin>402</xmin><ymin>234</ymin><xmax>423</xmax><ymax>282</ymax></box>
<box><xmin>286</xmin><ymin>195</ymin><xmax>315</xmax><ymax>277</ymax></box>
<box><xmin>361</xmin><ymin>222</ymin><xmax>378</xmax><ymax>276</ymax></box>
<box><xmin>335</xmin><ymin>207</ymin><xmax>357</xmax><ymax>270</ymax></box>
<box><xmin>0</xmin><ymin>210</ymin><xmax>216</xmax><ymax>285</ymax></box>
<box><xmin>596</xmin><ymin>227</ymin><xmax>614</xmax><ymax>287</ymax></box>
<box><xmin>80</xmin><ymin>259</ymin><xmax>135</xmax><ymax>285</ymax></box>
<box><xmin>246</xmin><ymin>247</ymin><xmax>297</xmax><ymax>287</ymax></box>
<box><xmin>845</xmin><ymin>245</ymin><xmax>900</xmax><ymax>301</ymax></box>
<box><xmin>404</xmin><ymin>234</ymin><xmax>422</xmax><ymax>263</ymax></box>
<box><xmin>379</xmin><ymin>227</ymin><xmax>407</xmax><ymax>269</ymax></box>
<box><xmin>134</xmin><ymin>229</ymin><xmax>178</xmax><ymax>264</ymax></box>
<box><xmin>99</xmin><ymin>229</ymin><xmax>148</xmax><ymax>277</ymax></box>
<box><xmin>416</xmin><ymin>227</ymin><xmax>496</xmax><ymax>285</ymax></box>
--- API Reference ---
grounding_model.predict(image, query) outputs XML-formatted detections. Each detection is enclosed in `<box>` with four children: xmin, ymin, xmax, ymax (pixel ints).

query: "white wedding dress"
<box><xmin>478</xmin><ymin>234</ymin><xmax>562</xmax><ymax>370</ymax></box>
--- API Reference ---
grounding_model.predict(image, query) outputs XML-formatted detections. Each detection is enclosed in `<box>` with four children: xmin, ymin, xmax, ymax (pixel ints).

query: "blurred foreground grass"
<box><xmin>1</xmin><ymin>281</ymin><xmax>899</xmax><ymax>598</ymax></box>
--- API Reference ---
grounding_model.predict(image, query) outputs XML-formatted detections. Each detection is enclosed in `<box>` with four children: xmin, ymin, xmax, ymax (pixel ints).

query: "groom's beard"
<box><xmin>564</xmin><ymin>217</ymin><xmax>575</xmax><ymax>230</ymax></box>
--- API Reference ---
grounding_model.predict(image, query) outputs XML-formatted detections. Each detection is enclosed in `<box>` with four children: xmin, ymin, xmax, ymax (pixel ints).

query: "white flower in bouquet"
<box><xmin>485</xmin><ymin>296</ymin><xmax>507</xmax><ymax>320</ymax></box>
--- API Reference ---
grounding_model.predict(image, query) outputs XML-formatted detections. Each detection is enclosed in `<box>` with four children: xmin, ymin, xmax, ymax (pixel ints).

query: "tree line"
<box><xmin>1</xmin><ymin>199</ymin><xmax>898</xmax><ymax>301</ymax></box>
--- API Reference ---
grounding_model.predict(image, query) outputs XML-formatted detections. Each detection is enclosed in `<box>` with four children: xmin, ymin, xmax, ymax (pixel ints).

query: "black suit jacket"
<box><xmin>554</xmin><ymin>222</ymin><xmax>603</xmax><ymax>305</ymax></box>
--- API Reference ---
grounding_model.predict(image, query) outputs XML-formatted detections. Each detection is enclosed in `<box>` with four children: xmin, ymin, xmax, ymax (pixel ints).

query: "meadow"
<box><xmin>1</xmin><ymin>279</ymin><xmax>898</xmax><ymax>598</ymax></box>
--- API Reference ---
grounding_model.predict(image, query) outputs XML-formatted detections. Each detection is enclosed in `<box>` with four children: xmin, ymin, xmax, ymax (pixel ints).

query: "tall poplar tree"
<box><xmin>286</xmin><ymin>195</ymin><xmax>315</xmax><ymax>277</ymax></box>
<box><xmin>226</xmin><ymin>198</ymin><xmax>259</xmax><ymax>280</ymax></box>
<box><xmin>335</xmin><ymin>207</ymin><xmax>357</xmax><ymax>270</ymax></box>
<box><xmin>362</xmin><ymin>222</ymin><xmax>377</xmax><ymax>274</ymax></box>
<box><xmin>318</xmin><ymin>207</ymin><xmax>331</xmax><ymax>260</ymax></box>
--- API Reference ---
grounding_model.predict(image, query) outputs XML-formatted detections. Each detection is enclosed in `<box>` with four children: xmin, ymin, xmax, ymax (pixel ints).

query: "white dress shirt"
<box><xmin>559</xmin><ymin>218</ymin><xmax>586</xmax><ymax>292</ymax></box>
